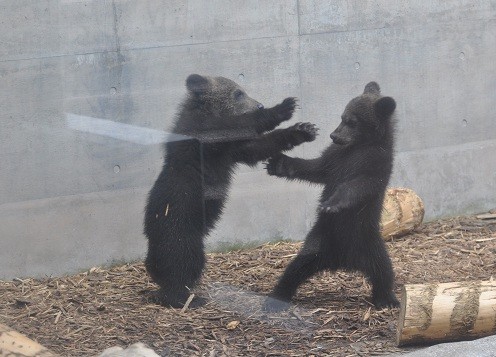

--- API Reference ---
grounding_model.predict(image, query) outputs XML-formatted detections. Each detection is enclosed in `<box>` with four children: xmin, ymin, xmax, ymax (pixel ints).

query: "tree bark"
<box><xmin>397</xmin><ymin>280</ymin><xmax>496</xmax><ymax>346</ymax></box>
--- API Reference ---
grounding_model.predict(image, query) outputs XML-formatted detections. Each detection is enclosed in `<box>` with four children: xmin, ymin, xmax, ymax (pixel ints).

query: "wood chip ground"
<box><xmin>1</xmin><ymin>214</ymin><xmax>495</xmax><ymax>356</ymax></box>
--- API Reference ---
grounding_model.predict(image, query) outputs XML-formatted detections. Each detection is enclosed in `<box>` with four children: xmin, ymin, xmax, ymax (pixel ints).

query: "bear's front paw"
<box><xmin>264</xmin><ymin>154</ymin><xmax>291</xmax><ymax>177</ymax></box>
<box><xmin>272</xmin><ymin>97</ymin><xmax>297</xmax><ymax>122</ymax></box>
<box><xmin>288</xmin><ymin>122</ymin><xmax>319</xmax><ymax>146</ymax></box>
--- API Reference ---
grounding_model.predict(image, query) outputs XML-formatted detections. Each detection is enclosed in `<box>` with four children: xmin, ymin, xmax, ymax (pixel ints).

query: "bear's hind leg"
<box><xmin>355</xmin><ymin>237</ymin><xmax>399</xmax><ymax>309</ymax></box>
<box><xmin>145</xmin><ymin>242</ymin><xmax>206</xmax><ymax>308</ymax></box>
<box><xmin>263</xmin><ymin>252</ymin><xmax>322</xmax><ymax>312</ymax></box>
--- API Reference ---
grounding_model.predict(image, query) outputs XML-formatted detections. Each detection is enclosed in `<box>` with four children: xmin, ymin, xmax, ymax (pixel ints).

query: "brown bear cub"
<box><xmin>264</xmin><ymin>82</ymin><xmax>399</xmax><ymax>311</ymax></box>
<box><xmin>144</xmin><ymin>74</ymin><xmax>318</xmax><ymax>308</ymax></box>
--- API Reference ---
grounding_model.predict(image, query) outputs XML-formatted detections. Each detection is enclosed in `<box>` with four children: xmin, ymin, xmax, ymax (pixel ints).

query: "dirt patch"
<box><xmin>1</xmin><ymin>214</ymin><xmax>495</xmax><ymax>356</ymax></box>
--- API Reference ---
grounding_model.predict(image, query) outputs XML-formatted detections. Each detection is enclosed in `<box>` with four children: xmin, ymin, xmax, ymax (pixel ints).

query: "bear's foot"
<box><xmin>144</xmin><ymin>289</ymin><xmax>207</xmax><ymax>309</ymax></box>
<box><xmin>262</xmin><ymin>296</ymin><xmax>291</xmax><ymax>313</ymax></box>
<box><xmin>186</xmin><ymin>295</ymin><xmax>208</xmax><ymax>308</ymax></box>
<box><xmin>372</xmin><ymin>292</ymin><xmax>400</xmax><ymax>309</ymax></box>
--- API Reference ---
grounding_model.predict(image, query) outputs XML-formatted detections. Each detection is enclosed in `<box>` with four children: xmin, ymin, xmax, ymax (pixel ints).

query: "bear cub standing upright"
<box><xmin>144</xmin><ymin>74</ymin><xmax>318</xmax><ymax>308</ymax></box>
<box><xmin>264</xmin><ymin>82</ymin><xmax>399</xmax><ymax>311</ymax></box>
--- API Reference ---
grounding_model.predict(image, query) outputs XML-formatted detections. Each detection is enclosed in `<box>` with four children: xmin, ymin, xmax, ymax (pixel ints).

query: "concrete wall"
<box><xmin>1</xmin><ymin>1</ymin><xmax>495</xmax><ymax>279</ymax></box>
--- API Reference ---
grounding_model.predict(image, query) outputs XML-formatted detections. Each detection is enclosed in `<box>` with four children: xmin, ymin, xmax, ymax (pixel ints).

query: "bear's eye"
<box><xmin>342</xmin><ymin>115</ymin><xmax>357</xmax><ymax>128</ymax></box>
<box><xmin>347</xmin><ymin>120</ymin><xmax>357</xmax><ymax>128</ymax></box>
<box><xmin>234</xmin><ymin>90</ymin><xmax>245</xmax><ymax>101</ymax></box>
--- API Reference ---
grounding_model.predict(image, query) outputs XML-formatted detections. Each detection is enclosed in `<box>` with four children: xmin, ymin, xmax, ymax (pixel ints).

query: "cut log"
<box><xmin>0</xmin><ymin>323</ymin><xmax>56</xmax><ymax>357</ymax></box>
<box><xmin>476</xmin><ymin>213</ymin><xmax>496</xmax><ymax>220</ymax></box>
<box><xmin>381</xmin><ymin>187</ymin><xmax>425</xmax><ymax>240</ymax></box>
<box><xmin>397</xmin><ymin>280</ymin><xmax>496</xmax><ymax>346</ymax></box>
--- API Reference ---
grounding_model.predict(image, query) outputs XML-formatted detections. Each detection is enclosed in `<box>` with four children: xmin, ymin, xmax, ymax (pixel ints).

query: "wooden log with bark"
<box><xmin>0</xmin><ymin>323</ymin><xmax>56</xmax><ymax>357</ymax></box>
<box><xmin>397</xmin><ymin>280</ymin><xmax>496</xmax><ymax>346</ymax></box>
<box><xmin>381</xmin><ymin>187</ymin><xmax>425</xmax><ymax>240</ymax></box>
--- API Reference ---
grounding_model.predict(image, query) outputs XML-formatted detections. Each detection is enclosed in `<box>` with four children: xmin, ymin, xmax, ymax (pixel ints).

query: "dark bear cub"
<box><xmin>144</xmin><ymin>74</ymin><xmax>318</xmax><ymax>308</ymax></box>
<box><xmin>264</xmin><ymin>82</ymin><xmax>399</xmax><ymax>311</ymax></box>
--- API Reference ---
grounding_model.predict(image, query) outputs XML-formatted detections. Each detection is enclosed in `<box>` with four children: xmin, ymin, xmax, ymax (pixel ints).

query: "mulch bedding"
<box><xmin>1</xmin><ymin>213</ymin><xmax>496</xmax><ymax>357</ymax></box>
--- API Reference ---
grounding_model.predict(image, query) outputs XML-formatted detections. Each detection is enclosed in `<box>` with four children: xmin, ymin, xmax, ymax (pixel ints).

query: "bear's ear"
<box><xmin>363</xmin><ymin>81</ymin><xmax>381</xmax><ymax>95</ymax></box>
<box><xmin>374</xmin><ymin>96</ymin><xmax>396</xmax><ymax>118</ymax></box>
<box><xmin>186</xmin><ymin>74</ymin><xmax>210</xmax><ymax>95</ymax></box>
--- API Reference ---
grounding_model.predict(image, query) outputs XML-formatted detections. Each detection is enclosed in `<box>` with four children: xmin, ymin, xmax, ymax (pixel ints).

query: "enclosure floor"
<box><xmin>1</xmin><ymin>214</ymin><xmax>495</xmax><ymax>356</ymax></box>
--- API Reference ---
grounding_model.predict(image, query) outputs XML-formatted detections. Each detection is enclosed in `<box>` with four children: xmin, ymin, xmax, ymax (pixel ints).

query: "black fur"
<box><xmin>144</xmin><ymin>74</ymin><xmax>318</xmax><ymax>308</ymax></box>
<box><xmin>264</xmin><ymin>82</ymin><xmax>399</xmax><ymax>311</ymax></box>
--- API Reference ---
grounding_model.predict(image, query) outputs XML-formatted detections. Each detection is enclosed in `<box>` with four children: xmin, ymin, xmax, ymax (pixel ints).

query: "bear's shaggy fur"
<box><xmin>264</xmin><ymin>82</ymin><xmax>399</xmax><ymax>311</ymax></box>
<box><xmin>144</xmin><ymin>74</ymin><xmax>317</xmax><ymax>307</ymax></box>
